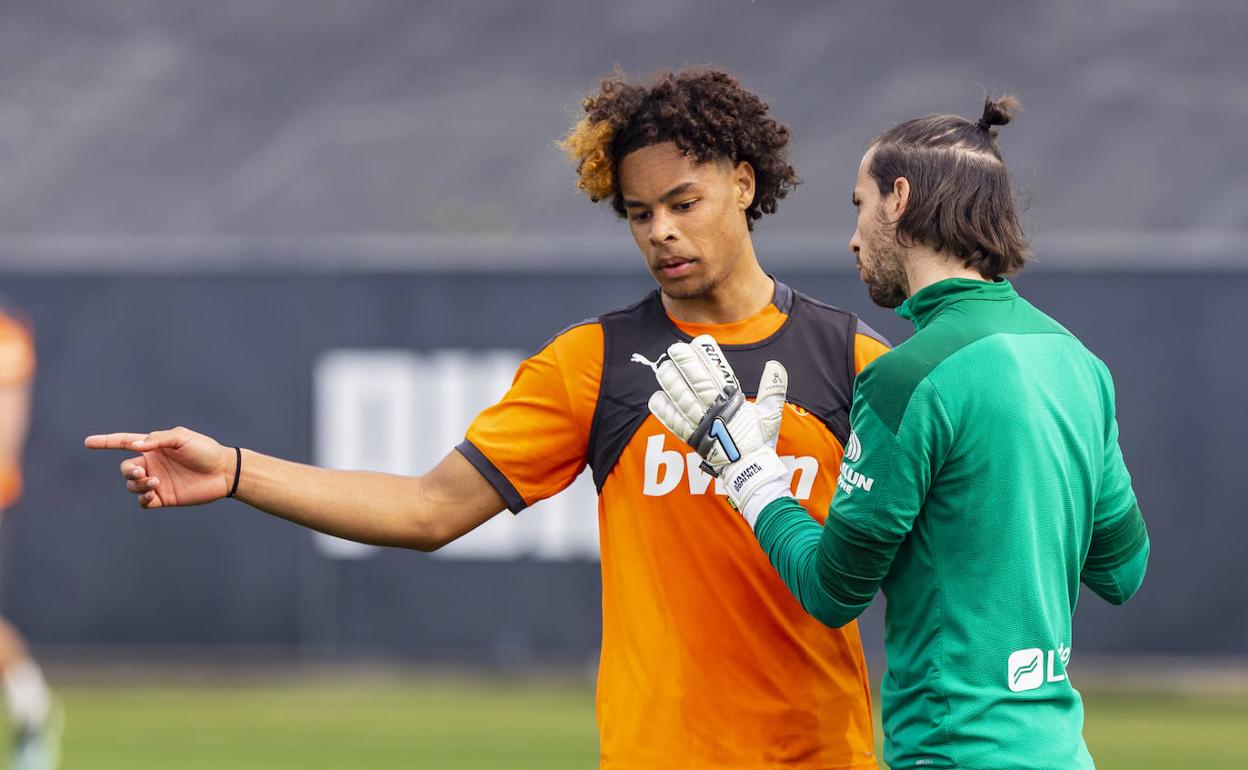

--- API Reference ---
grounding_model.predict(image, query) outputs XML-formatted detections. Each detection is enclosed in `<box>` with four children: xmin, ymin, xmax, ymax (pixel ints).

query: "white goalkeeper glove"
<box><xmin>647</xmin><ymin>334</ymin><xmax>794</xmax><ymax>528</ymax></box>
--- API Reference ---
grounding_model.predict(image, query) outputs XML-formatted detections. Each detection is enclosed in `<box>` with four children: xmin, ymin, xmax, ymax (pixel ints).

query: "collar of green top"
<box><xmin>896</xmin><ymin>277</ymin><xmax>1017</xmax><ymax>330</ymax></box>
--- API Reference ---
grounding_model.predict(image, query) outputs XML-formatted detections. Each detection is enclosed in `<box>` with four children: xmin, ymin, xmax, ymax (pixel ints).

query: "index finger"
<box><xmin>687</xmin><ymin>335</ymin><xmax>738</xmax><ymax>391</ymax></box>
<box><xmin>667</xmin><ymin>341</ymin><xmax>728</xmax><ymax>409</ymax></box>
<box><xmin>84</xmin><ymin>433</ymin><xmax>149</xmax><ymax>450</ymax></box>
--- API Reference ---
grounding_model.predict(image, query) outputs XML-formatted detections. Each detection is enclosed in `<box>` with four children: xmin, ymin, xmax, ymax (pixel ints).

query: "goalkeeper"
<box><xmin>649</xmin><ymin>96</ymin><xmax>1149</xmax><ymax>770</ymax></box>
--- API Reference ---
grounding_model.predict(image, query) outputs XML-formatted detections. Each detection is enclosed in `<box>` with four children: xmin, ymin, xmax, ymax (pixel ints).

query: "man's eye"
<box><xmin>674</xmin><ymin>200</ymin><xmax>697</xmax><ymax>212</ymax></box>
<box><xmin>630</xmin><ymin>211</ymin><xmax>651</xmax><ymax>222</ymax></box>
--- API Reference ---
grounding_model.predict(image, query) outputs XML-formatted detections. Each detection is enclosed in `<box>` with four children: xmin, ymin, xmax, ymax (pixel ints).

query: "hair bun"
<box><xmin>977</xmin><ymin>94</ymin><xmax>1021</xmax><ymax>131</ymax></box>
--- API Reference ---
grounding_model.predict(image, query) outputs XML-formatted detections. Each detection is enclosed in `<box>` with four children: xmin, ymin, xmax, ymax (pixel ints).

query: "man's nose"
<box><xmin>649</xmin><ymin>210</ymin><xmax>678</xmax><ymax>245</ymax></box>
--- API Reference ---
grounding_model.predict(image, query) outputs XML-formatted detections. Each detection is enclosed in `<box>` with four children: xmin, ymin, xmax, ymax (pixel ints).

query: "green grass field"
<box><xmin>13</xmin><ymin>677</ymin><xmax>1248</xmax><ymax>769</ymax></box>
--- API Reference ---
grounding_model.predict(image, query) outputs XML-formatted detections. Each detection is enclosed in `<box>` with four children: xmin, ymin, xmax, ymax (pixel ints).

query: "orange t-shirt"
<box><xmin>463</xmin><ymin>292</ymin><xmax>889</xmax><ymax>769</ymax></box>
<box><xmin>0</xmin><ymin>310</ymin><xmax>35</xmax><ymax>508</ymax></box>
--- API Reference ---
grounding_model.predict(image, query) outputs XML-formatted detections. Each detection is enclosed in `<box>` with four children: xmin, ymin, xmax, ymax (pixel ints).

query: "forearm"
<box><xmin>754</xmin><ymin>498</ymin><xmax>872</xmax><ymax>628</ymax></box>
<box><xmin>234</xmin><ymin>450</ymin><xmax>490</xmax><ymax>551</ymax></box>
<box><xmin>755</xmin><ymin>376</ymin><xmax>942</xmax><ymax>627</ymax></box>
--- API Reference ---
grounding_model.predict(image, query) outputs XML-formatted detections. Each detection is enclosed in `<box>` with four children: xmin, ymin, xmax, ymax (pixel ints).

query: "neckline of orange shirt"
<box><xmin>667</xmin><ymin>302</ymin><xmax>787</xmax><ymax>346</ymax></box>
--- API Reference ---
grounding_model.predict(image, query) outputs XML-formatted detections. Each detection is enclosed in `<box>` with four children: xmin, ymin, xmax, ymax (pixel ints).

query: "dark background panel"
<box><xmin>0</xmin><ymin>268</ymin><xmax>1242</xmax><ymax>663</ymax></box>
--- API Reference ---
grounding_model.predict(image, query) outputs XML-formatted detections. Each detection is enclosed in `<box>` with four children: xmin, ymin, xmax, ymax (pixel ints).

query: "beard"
<box><xmin>859</xmin><ymin>217</ymin><xmax>910</xmax><ymax>309</ymax></box>
<box><xmin>652</xmin><ymin>261</ymin><xmax>721</xmax><ymax>300</ymax></box>
<box><xmin>660</xmin><ymin>274</ymin><xmax>718</xmax><ymax>300</ymax></box>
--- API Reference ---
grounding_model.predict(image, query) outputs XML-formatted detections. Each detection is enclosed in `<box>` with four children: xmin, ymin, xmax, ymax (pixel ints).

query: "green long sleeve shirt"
<box><xmin>756</xmin><ymin>278</ymin><xmax>1149</xmax><ymax>770</ymax></box>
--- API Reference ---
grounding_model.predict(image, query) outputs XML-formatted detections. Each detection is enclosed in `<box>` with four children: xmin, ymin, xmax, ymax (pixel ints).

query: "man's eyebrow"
<box><xmin>623</xmin><ymin>182</ymin><xmax>699</xmax><ymax>209</ymax></box>
<box><xmin>659</xmin><ymin>182</ymin><xmax>698</xmax><ymax>202</ymax></box>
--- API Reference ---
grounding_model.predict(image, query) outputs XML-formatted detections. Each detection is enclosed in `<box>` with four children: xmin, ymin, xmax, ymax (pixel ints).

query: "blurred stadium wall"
<box><xmin>0</xmin><ymin>1</ymin><xmax>1244</xmax><ymax>667</ymax></box>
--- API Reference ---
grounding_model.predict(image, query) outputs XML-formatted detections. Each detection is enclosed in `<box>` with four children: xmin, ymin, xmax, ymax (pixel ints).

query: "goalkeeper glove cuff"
<box><xmin>724</xmin><ymin>449</ymin><xmax>793</xmax><ymax>529</ymax></box>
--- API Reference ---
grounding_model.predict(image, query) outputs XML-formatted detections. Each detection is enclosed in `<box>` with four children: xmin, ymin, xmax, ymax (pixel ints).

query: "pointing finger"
<box><xmin>85</xmin><ymin>433</ymin><xmax>151</xmax><ymax>451</ymax></box>
<box><xmin>688</xmin><ymin>335</ymin><xmax>739</xmax><ymax>392</ymax></box>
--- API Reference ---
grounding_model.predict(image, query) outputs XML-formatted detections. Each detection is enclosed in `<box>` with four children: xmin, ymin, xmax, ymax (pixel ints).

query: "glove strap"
<box><xmin>688</xmin><ymin>385</ymin><xmax>744</xmax><ymax>472</ymax></box>
<box><xmin>723</xmin><ymin>448</ymin><xmax>791</xmax><ymax>522</ymax></box>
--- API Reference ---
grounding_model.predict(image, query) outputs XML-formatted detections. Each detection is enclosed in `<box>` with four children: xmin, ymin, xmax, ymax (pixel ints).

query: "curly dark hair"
<box><xmin>560</xmin><ymin>69</ymin><xmax>799</xmax><ymax>230</ymax></box>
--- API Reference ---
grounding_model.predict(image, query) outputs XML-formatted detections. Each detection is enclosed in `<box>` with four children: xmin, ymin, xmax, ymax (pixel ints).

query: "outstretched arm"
<box><xmin>649</xmin><ymin>338</ymin><xmax>947</xmax><ymax>629</ymax></box>
<box><xmin>647</xmin><ymin>335</ymin><xmax>889</xmax><ymax>628</ymax></box>
<box><xmin>84</xmin><ymin>427</ymin><xmax>506</xmax><ymax>552</ymax></box>
<box><xmin>755</xmin><ymin>376</ymin><xmax>949</xmax><ymax>627</ymax></box>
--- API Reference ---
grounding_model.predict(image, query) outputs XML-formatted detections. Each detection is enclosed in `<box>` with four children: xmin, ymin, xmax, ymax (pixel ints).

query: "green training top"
<box><xmin>755</xmin><ymin>278</ymin><xmax>1149</xmax><ymax>770</ymax></box>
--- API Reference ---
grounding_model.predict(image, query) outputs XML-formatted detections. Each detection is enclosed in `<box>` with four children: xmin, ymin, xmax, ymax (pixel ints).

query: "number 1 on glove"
<box><xmin>706</xmin><ymin>416</ymin><xmax>741</xmax><ymax>464</ymax></box>
<box><xmin>647</xmin><ymin>334</ymin><xmax>796</xmax><ymax>527</ymax></box>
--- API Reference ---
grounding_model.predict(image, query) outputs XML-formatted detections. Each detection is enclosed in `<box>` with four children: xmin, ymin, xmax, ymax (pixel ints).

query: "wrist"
<box><xmin>740</xmin><ymin>477</ymin><xmax>795</xmax><ymax>529</ymax></box>
<box><xmin>722</xmin><ymin>448</ymin><xmax>791</xmax><ymax>525</ymax></box>
<box><xmin>224</xmin><ymin>446</ymin><xmax>243</xmax><ymax>499</ymax></box>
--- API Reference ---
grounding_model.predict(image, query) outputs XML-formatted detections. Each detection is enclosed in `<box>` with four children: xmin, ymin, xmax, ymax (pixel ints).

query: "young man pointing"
<box><xmin>88</xmin><ymin>69</ymin><xmax>888</xmax><ymax>769</ymax></box>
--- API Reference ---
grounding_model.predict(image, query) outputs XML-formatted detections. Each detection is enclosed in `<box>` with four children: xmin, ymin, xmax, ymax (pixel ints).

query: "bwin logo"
<box><xmin>642</xmin><ymin>435</ymin><xmax>817</xmax><ymax>499</ymax></box>
<box><xmin>845</xmin><ymin>431</ymin><xmax>863</xmax><ymax>463</ymax></box>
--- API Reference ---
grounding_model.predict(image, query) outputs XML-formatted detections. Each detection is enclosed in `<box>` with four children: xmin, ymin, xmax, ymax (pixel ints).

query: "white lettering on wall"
<box><xmin>313</xmin><ymin>349</ymin><xmax>600</xmax><ymax>561</ymax></box>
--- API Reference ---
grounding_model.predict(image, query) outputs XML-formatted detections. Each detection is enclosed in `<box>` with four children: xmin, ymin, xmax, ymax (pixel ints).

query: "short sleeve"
<box><xmin>457</xmin><ymin>322</ymin><xmax>603</xmax><ymax>513</ymax></box>
<box><xmin>853</xmin><ymin>330</ymin><xmax>891</xmax><ymax>375</ymax></box>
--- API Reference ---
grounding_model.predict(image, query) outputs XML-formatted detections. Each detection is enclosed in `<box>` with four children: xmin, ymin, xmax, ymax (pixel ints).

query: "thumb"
<box><xmin>648</xmin><ymin>390</ymin><xmax>696</xmax><ymax>443</ymax></box>
<box><xmin>755</xmin><ymin>360</ymin><xmax>788</xmax><ymax>445</ymax></box>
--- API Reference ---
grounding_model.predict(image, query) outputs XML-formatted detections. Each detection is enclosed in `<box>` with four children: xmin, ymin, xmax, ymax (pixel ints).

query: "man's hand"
<box><xmin>84</xmin><ymin>427</ymin><xmax>235</xmax><ymax>508</ymax></box>
<box><xmin>647</xmin><ymin>334</ymin><xmax>794</xmax><ymax>526</ymax></box>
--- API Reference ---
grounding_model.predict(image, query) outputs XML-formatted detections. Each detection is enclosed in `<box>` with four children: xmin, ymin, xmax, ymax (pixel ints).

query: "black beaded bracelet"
<box><xmin>227</xmin><ymin>446</ymin><xmax>242</xmax><ymax>498</ymax></box>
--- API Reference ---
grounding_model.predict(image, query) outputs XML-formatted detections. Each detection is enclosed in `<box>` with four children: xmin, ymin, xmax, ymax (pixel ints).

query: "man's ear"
<box><xmin>888</xmin><ymin>176</ymin><xmax>911</xmax><ymax>221</ymax></box>
<box><xmin>733</xmin><ymin>160</ymin><xmax>756</xmax><ymax>211</ymax></box>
